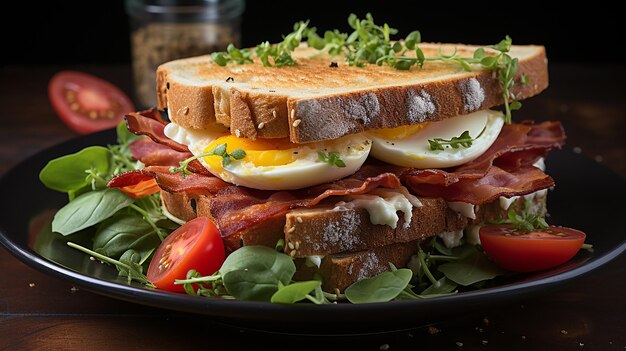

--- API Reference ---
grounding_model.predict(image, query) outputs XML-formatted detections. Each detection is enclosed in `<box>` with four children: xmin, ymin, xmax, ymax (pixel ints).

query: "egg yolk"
<box><xmin>203</xmin><ymin>135</ymin><xmax>297</xmax><ymax>170</ymax></box>
<box><xmin>370</xmin><ymin>123</ymin><xmax>430</xmax><ymax>140</ymax></box>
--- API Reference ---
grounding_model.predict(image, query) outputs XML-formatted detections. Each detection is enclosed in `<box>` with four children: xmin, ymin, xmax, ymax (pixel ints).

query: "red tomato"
<box><xmin>479</xmin><ymin>225</ymin><xmax>586</xmax><ymax>272</ymax></box>
<box><xmin>48</xmin><ymin>71</ymin><xmax>135</xmax><ymax>134</ymax></box>
<box><xmin>147</xmin><ymin>217</ymin><xmax>225</xmax><ymax>292</ymax></box>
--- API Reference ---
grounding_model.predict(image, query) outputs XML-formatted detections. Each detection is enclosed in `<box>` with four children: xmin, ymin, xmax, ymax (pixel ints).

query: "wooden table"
<box><xmin>0</xmin><ymin>64</ymin><xmax>624</xmax><ymax>350</ymax></box>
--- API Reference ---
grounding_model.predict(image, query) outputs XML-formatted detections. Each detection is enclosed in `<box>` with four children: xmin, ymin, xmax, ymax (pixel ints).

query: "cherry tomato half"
<box><xmin>479</xmin><ymin>225</ymin><xmax>586</xmax><ymax>272</ymax></box>
<box><xmin>48</xmin><ymin>71</ymin><xmax>135</xmax><ymax>134</ymax></box>
<box><xmin>147</xmin><ymin>217</ymin><xmax>225</xmax><ymax>292</ymax></box>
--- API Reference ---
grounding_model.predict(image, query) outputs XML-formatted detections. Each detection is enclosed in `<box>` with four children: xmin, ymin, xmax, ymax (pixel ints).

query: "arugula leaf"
<box><xmin>271</xmin><ymin>280</ymin><xmax>321</xmax><ymax>304</ymax></box>
<box><xmin>220</xmin><ymin>246</ymin><xmax>296</xmax><ymax>301</ymax></box>
<box><xmin>344</xmin><ymin>268</ymin><xmax>412</xmax><ymax>303</ymax></box>
<box><xmin>39</xmin><ymin>146</ymin><xmax>111</xmax><ymax>192</ymax></box>
<box><xmin>52</xmin><ymin>189</ymin><xmax>134</xmax><ymax>235</ymax></box>
<box><xmin>93</xmin><ymin>213</ymin><xmax>161</xmax><ymax>261</ymax></box>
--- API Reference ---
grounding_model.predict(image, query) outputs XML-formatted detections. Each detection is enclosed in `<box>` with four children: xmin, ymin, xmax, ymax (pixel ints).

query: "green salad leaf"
<box><xmin>39</xmin><ymin>146</ymin><xmax>111</xmax><ymax>192</ymax></box>
<box><xmin>220</xmin><ymin>246</ymin><xmax>296</xmax><ymax>301</ymax></box>
<box><xmin>52</xmin><ymin>189</ymin><xmax>134</xmax><ymax>235</ymax></box>
<box><xmin>271</xmin><ymin>280</ymin><xmax>321</xmax><ymax>304</ymax></box>
<box><xmin>344</xmin><ymin>268</ymin><xmax>412</xmax><ymax>303</ymax></box>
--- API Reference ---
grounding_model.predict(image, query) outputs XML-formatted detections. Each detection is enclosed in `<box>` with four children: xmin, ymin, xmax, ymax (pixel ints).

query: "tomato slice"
<box><xmin>48</xmin><ymin>71</ymin><xmax>135</xmax><ymax>134</ymax></box>
<box><xmin>479</xmin><ymin>225</ymin><xmax>586</xmax><ymax>272</ymax></box>
<box><xmin>147</xmin><ymin>217</ymin><xmax>225</xmax><ymax>292</ymax></box>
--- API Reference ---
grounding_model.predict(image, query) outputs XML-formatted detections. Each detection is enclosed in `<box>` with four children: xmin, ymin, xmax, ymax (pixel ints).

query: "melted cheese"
<box><xmin>447</xmin><ymin>201</ymin><xmax>476</xmax><ymax>219</ymax></box>
<box><xmin>333</xmin><ymin>186</ymin><xmax>422</xmax><ymax>229</ymax></box>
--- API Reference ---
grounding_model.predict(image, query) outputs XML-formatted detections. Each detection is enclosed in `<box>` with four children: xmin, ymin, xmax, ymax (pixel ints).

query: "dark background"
<box><xmin>1</xmin><ymin>1</ymin><xmax>623</xmax><ymax>65</ymax></box>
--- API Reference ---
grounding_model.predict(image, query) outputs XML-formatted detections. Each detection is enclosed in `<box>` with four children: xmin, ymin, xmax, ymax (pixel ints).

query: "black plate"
<box><xmin>1</xmin><ymin>129</ymin><xmax>625</xmax><ymax>334</ymax></box>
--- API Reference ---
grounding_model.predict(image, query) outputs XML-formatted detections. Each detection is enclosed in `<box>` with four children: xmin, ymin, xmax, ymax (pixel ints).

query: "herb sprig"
<box><xmin>492</xmin><ymin>200</ymin><xmax>549</xmax><ymax>232</ymax></box>
<box><xmin>170</xmin><ymin>143</ymin><xmax>246</xmax><ymax>176</ymax></box>
<box><xmin>317</xmin><ymin>151</ymin><xmax>346</xmax><ymax>167</ymax></box>
<box><xmin>428</xmin><ymin>126</ymin><xmax>486</xmax><ymax>151</ymax></box>
<box><xmin>211</xmin><ymin>14</ymin><xmax>527</xmax><ymax>123</ymax></box>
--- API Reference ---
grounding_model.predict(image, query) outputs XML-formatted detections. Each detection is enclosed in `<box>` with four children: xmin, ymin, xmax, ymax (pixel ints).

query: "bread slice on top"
<box><xmin>157</xmin><ymin>43</ymin><xmax>548</xmax><ymax>143</ymax></box>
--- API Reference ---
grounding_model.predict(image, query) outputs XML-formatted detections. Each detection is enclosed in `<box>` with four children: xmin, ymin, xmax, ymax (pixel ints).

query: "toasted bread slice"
<box><xmin>284</xmin><ymin>198</ymin><xmax>466</xmax><ymax>257</ymax></box>
<box><xmin>157</xmin><ymin>43</ymin><xmax>548</xmax><ymax>143</ymax></box>
<box><xmin>294</xmin><ymin>240</ymin><xmax>422</xmax><ymax>293</ymax></box>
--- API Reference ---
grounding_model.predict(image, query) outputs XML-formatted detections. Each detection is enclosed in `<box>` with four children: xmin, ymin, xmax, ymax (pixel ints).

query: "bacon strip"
<box><xmin>130</xmin><ymin>138</ymin><xmax>192</xmax><ymax>167</ymax></box>
<box><xmin>108</xmin><ymin>166</ymin><xmax>228</xmax><ymax>196</ymax></box>
<box><xmin>210</xmin><ymin>169</ymin><xmax>402</xmax><ymax>238</ymax></box>
<box><xmin>405</xmin><ymin>166</ymin><xmax>555</xmax><ymax>204</ymax></box>
<box><xmin>402</xmin><ymin>121</ymin><xmax>564</xmax><ymax>204</ymax></box>
<box><xmin>125</xmin><ymin>109</ymin><xmax>189</xmax><ymax>152</ymax></box>
<box><xmin>403</xmin><ymin>121</ymin><xmax>564</xmax><ymax>186</ymax></box>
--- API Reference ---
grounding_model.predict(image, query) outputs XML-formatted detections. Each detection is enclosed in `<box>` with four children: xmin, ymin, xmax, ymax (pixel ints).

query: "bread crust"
<box><xmin>157</xmin><ymin>43</ymin><xmax>548</xmax><ymax>143</ymax></box>
<box><xmin>284</xmin><ymin>198</ymin><xmax>466</xmax><ymax>257</ymax></box>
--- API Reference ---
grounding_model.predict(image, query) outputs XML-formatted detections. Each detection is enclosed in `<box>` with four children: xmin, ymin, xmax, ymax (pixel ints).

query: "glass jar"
<box><xmin>126</xmin><ymin>0</ymin><xmax>244</xmax><ymax>108</ymax></box>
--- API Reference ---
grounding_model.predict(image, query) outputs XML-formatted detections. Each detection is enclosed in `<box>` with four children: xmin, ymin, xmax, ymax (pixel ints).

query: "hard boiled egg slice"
<box><xmin>200</xmin><ymin>134</ymin><xmax>371</xmax><ymax>190</ymax></box>
<box><xmin>368</xmin><ymin>110</ymin><xmax>504</xmax><ymax>168</ymax></box>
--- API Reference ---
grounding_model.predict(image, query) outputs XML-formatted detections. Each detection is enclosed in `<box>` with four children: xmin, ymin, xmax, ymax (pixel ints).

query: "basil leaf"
<box><xmin>271</xmin><ymin>280</ymin><xmax>320</xmax><ymax>304</ymax></box>
<box><xmin>93</xmin><ymin>213</ymin><xmax>160</xmax><ymax>261</ymax></box>
<box><xmin>438</xmin><ymin>249</ymin><xmax>507</xmax><ymax>286</ymax></box>
<box><xmin>39</xmin><ymin>146</ymin><xmax>111</xmax><ymax>192</ymax></box>
<box><xmin>52</xmin><ymin>189</ymin><xmax>134</xmax><ymax>235</ymax></box>
<box><xmin>220</xmin><ymin>246</ymin><xmax>296</xmax><ymax>301</ymax></box>
<box><xmin>345</xmin><ymin>268</ymin><xmax>412</xmax><ymax>304</ymax></box>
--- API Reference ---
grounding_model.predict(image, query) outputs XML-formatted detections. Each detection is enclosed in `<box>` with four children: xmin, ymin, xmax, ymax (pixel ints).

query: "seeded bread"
<box><xmin>157</xmin><ymin>43</ymin><xmax>548</xmax><ymax>143</ymax></box>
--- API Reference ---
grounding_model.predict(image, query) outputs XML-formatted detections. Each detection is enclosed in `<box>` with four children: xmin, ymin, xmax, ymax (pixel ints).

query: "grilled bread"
<box><xmin>157</xmin><ymin>43</ymin><xmax>547</xmax><ymax>143</ymax></box>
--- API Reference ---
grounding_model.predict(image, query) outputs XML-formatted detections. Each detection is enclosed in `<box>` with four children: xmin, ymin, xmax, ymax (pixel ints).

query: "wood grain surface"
<box><xmin>0</xmin><ymin>64</ymin><xmax>624</xmax><ymax>351</ymax></box>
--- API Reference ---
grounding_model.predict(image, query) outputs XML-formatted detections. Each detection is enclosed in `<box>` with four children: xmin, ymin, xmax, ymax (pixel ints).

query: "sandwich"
<box><xmin>108</xmin><ymin>15</ymin><xmax>570</xmax><ymax>294</ymax></box>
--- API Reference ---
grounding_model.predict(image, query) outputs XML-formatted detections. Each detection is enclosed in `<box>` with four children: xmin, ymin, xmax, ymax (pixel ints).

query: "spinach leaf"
<box><xmin>421</xmin><ymin>276</ymin><xmax>458</xmax><ymax>295</ymax></box>
<box><xmin>93</xmin><ymin>213</ymin><xmax>160</xmax><ymax>261</ymax></box>
<box><xmin>271</xmin><ymin>280</ymin><xmax>321</xmax><ymax>304</ymax></box>
<box><xmin>52</xmin><ymin>189</ymin><xmax>134</xmax><ymax>235</ymax></box>
<box><xmin>345</xmin><ymin>268</ymin><xmax>412</xmax><ymax>304</ymax></box>
<box><xmin>39</xmin><ymin>146</ymin><xmax>111</xmax><ymax>192</ymax></box>
<box><xmin>438</xmin><ymin>248</ymin><xmax>507</xmax><ymax>286</ymax></box>
<box><xmin>220</xmin><ymin>246</ymin><xmax>296</xmax><ymax>301</ymax></box>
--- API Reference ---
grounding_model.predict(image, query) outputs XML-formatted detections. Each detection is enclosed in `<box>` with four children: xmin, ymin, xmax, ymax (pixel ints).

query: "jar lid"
<box><xmin>126</xmin><ymin>0</ymin><xmax>245</xmax><ymax>20</ymax></box>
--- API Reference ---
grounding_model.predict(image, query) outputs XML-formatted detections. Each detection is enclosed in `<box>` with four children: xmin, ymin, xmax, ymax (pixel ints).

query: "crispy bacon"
<box><xmin>210</xmin><ymin>170</ymin><xmax>402</xmax><ymax>238</ymax></box>
<box><xmin>405</xmin><ymin>166</ymin><xmax>555</xmax><ymax>204</ymax></box>
<box><xmin>108</xmin><ymin>166</ymin><xmax>228</xmax><ymax>196</ymax></box>
<box><xmin>402</xmin><ymin>121</ymin><xmax>565</xmax><ymax>203</ymax></box>
<box><xmin>130</xmin><ymin>138</ymin><xmax>192</xmax><ymax>167</ymax></box>
<box><xmin>125</xmin><ymin>109</ymin><xmax>189</xmax><ymax>152</ymax></box>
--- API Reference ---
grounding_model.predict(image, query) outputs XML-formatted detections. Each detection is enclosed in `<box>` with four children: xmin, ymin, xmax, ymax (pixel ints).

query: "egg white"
<box><xmin>368</xmin><ymin>110</ymin><xmax>504</xmax><ymax>168</ymax></box>
<box><xmin>164</xmin><ymin>123</ymin><xmax>372</xmax><ymax>190</ymax></box>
